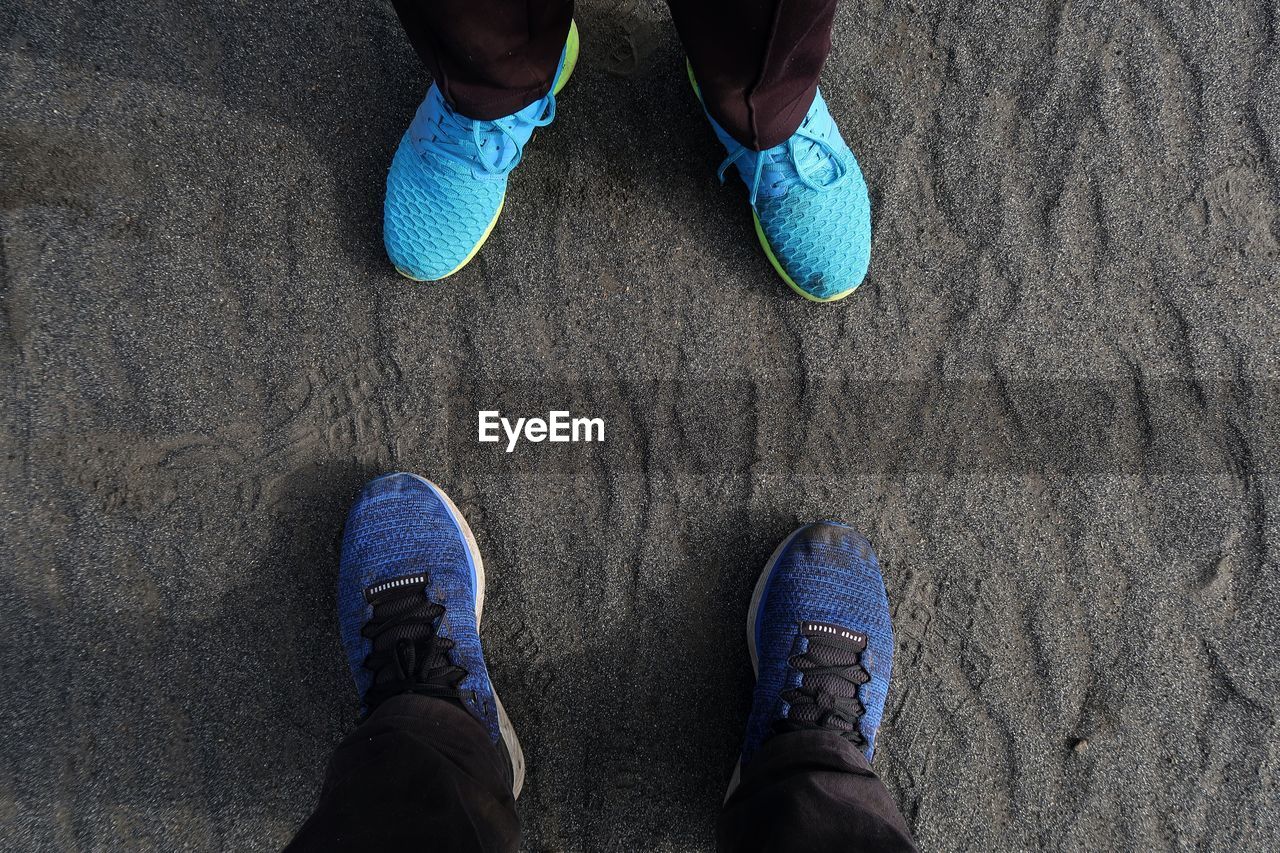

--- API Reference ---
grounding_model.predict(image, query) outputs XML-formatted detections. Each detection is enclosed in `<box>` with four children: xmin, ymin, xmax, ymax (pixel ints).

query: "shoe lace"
<box><xmin>717</xmin><ymin>122</ymin><xmax>848</xmax><ymax>207</ymax></box>
<box><xmin>360</xmin><ymin>586</ymin><xmax>467</xmax><ymax>714</ymax></box>
<box><xmin>419</xmin><ymin>88</ymin><xmax>557</xmax><ymax>177</ymax></box>
<box><xmin>774</xmin><ymin>633</ymin><xmax>870</xmax><ymax>747</ymax></box>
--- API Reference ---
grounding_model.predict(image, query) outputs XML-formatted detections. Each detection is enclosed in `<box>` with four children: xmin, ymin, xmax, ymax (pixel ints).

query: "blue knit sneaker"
<box><xmin>688</xmin><ymin>65</ymin><xmax>871</xmax><ymax>302</ymax></box>
<box><xmin>337</xmin><ymin>473</ymin><xmax>526</xmax><ymax>796</ymax></box>
<box><xmin>383</xmin><ymin>22</ymin><xmax>580</xmax><ymax>281</ymax></box>
<box><xmin>729</xmin><ymin>522</ymin><xmax>894</xmax><ymax>795</ymax></box>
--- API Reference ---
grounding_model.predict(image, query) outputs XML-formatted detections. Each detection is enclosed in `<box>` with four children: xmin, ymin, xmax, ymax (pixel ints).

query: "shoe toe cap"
<box><xmin>757</xmin><ymin>164</ymin><xmax>872</xmax><ymax>301</ymax></box>
<box><xmin>383</xmin><ymin>137</ymin><xmax>504</xmax><ymax>280</ymax></box>
<box><xmin>775</xmin><ymin>521</ymin><xmax>883</xmax><ymax>593</ymax></box>
<box><xmin>764</xmin><ymin>521</ymin><xmax>892</xmax><ymax>689</ymax></box>
<box><xmin>341</xmin><ymin>473</ymin><xmax>459</xmax><ymax>579</ymax></box>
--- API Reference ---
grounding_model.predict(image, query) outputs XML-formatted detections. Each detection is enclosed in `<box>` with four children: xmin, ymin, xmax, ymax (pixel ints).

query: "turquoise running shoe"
<box><xmin>689</xmin><ymin>65</ymin><xmax>871</xmax><ymax>302</ymax></box>
<box><xmin>383</xmin><ymin>22</ymin><xmax>579</xmax><ymax>281</ymax></box>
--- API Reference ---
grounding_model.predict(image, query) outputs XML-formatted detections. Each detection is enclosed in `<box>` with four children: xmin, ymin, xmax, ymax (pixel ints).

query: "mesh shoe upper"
<box><xmin>337</xmin><ymin>473</ymin><xmax>499</xmax><ymax>742</ymax></box>
<box><xmin>742</xmin><ymin>522</ymin><xmax>894</xmax><ymax>766</ymax></box>
<box><xmin>706</xmin><ymin>88</ymin><xmax>872</xmax><ymax>300</ymax></box>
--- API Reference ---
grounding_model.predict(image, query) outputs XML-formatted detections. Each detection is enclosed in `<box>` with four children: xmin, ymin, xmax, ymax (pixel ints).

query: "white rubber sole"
<box><xmin>725</xmin><ymin>524</ymin><xmax>813</xmax><ymax>801</ymax></box>
<box><xmin>402</xmin><ymin>473</ymin><xmax>527</xmax><ymax>799</ymax></box>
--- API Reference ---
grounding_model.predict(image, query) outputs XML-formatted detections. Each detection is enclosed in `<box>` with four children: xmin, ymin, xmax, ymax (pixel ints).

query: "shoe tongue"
<box><xmin>420</xmin><ymin>90</ymin><xmax>545</xmax><ymax>174</ymax></box>
<box><xmin>373</xmin><ymin>592</ymin><xmax>438</xmax><ymax>647</ymax></box>
<box><xmin>474</xmin><ymin>97</ymin><xmax>548</xmax><ymax>163</ymax></box>
<box><xmin>755</xmin><ymin>134</ymin><xmax>837</xmax><ymax>198</ymax></box>
<box><xmin>788</xmin><ymin>621</ymin><xmax>869</xmax><ymax>732</ymax></box>
<box><xmin>365</xmin><ymin>578</ymin><xmax>447</xmax><ymax>685</ymax></box>
<box><xmin>794</xmin><ymin>135</ymin><xmax>839</xmax><ymax>183</ymax></box>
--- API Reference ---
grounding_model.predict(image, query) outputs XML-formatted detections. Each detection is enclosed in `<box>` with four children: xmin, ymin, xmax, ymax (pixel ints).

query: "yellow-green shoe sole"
<box><xmin>395</xmin><ymin>20</ymin><xmax>580</xmax><ymax>283</ymax></box>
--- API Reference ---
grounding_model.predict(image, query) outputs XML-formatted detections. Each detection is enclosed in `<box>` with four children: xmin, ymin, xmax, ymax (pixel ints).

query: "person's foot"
<box><xmin>383</xmin><ymin>21</ymin><xmax>580</xmax><ymax>281</ymax></box>
<box><xmin>689</xmin><ymin>65</ymin><xmax>871</xmax><ymax>302</ymax></box>
<box><xmin>338</xmin><ymin>472</ymin><xmax>525</xmax><ymax>796</ymax></box>
<box><xmin>729</xmin><ymin>522</ymin><xmax>894</xmax><ymax>796</ymax></box>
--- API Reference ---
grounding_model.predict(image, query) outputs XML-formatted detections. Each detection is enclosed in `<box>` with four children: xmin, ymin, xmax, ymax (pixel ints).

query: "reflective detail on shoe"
<box><xmin>364</xmin><ymin>574</ymin><xmax>428</xmax><ymax>602</ymax></box>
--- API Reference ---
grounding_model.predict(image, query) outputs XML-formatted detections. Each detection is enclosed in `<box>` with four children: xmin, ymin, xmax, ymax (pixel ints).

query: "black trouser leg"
<box><xmin>286</xmin><ymin>695</ymin><xmax>519</xmax><ymax>853</ymax></box>
<box><xmin>389</xmin><ymin>0</ymin><xmax>834</xmax><ymax>146</ymax></box>
<box><xmin>391</xmin><ymin>0</ymin><xmax>573</xmax><ymax>120</ymax></box>
<box><xmin>668</xmin><ymin>0</ymin><xmax>839</xmax><ymax>150</ymax></box>
<box><xmin>717</xmin><ymin>731</ymin><xmax>919</xmax><ymax>853</ymax></box>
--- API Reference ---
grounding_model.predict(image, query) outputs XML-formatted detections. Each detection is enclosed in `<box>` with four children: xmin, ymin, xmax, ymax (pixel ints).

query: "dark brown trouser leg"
<box><xmin>717</xmin><ymin>730</ymin><xmax>919</xmax><ymax>853</ymax></box>
<box><xmin>286</xmin><ymin>695</ymin><xmax>520</xmax><ymax>853</ymax></box>
<box><xmin>668</xmin><ymin>0</ymin><xmax>838</xmax><ymax>150</ymax></box>
<box><xmin>391</xmin><ymin>0</ymin><xmax>574</xmax><ymax>120</ymax></box>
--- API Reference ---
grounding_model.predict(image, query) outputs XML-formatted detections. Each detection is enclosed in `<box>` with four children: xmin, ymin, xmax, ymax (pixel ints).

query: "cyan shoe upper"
<box><xmin>383</xmin><ymin>31</ymin><xmax>576</xmax><ymax>281</ymax></box>
<box><xmin>705</xmin><ymin>89</ymin><xmax>872</xmax><ymax>301</ymax></box>
<box><xmin>742</xmin><ymin>522</ymin><xmax>894</xmax><ymax>766</ymax></box>
<box><xmin>338</xmin><ymin>473</ymin><xmax>499</xmax><ymax>743</ymax></box>
<box><xmin>382</xmin><ymin>90</ymin><xmax>554</xmax><ymax>281</ymax></box>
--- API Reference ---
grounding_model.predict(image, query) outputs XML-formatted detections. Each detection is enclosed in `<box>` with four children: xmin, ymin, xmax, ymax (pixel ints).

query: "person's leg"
<box><xmin>718</xmin><ymin>730</ymin><xmax>917</xmax><ymax>852</ymax></box>
<box><xmin>670</xmin><ymin>1</ymin><xmax>872</xmax><ymax>302</ymax></box>
<box><xmin>382</xmin><ymin>5</ymin><xmax>579</xmax><ymax>282</ymax></box>
<box><xmin>668</xmin><ymin>0</ymin><xmax>837</xmax><ymax>151</ymax></box>
<box><xmin>286</xmin><ymin>473</ymin><xmax>525</xmax><ymax>851</ymax></box>
<box><xmin>391</xmin><ymin>0</ymin><xmax>573</xmax><ymax>121</ymax></box>
<box><xmin>717</xmin><ymin>522</ymin><xmax>919</xmax><ymax>852</ymax></box>
<box><xmin>287</xmin><ymin>695</ymin><xmax>519</xmax><ymax>852</ymax></box>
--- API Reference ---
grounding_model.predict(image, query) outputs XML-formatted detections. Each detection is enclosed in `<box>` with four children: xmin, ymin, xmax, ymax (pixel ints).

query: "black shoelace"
<box><xmin>774</xmin><ymin>633</ymin><xmax>871</xmax><ymax>747</ymax></box>
<box><xmin>360</xmin><ymin>587</ymin><xmax>467</xmax><ymax>715</ymax></box>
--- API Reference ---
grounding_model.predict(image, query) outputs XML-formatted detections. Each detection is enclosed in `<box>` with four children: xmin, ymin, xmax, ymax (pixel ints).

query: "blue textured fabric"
<box><xmin>704</xmin><ymin>89</ymin><xmax>871</xmax><ymax>300</ymax></box>
<box><xmin>337</xmin><ymin>473</ymin><xmax>500</xmax><ymax>742</ymax></box>
<box><xmin>382</xmin><ymin>43</ymin><xmax>570</xmax><ymax>281</ymax></box>
<box><xmin>743</xmin><ymin>522</ymin><xmax>894</xmax><ymax>766</ymax></box>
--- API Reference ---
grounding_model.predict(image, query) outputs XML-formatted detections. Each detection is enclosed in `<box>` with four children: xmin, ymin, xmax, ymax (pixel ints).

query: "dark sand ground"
<box><xmin>2</xmin><ymin>0</ymin><xmax>1279</xmax><ymax>849</ymax></box>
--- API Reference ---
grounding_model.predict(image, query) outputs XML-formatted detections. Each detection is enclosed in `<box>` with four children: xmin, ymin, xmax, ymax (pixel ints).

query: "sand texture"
<box><xmin>2</xmin><ymin>0</ymin><xmax>1278</xmax><ymax>849</ymax></box>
